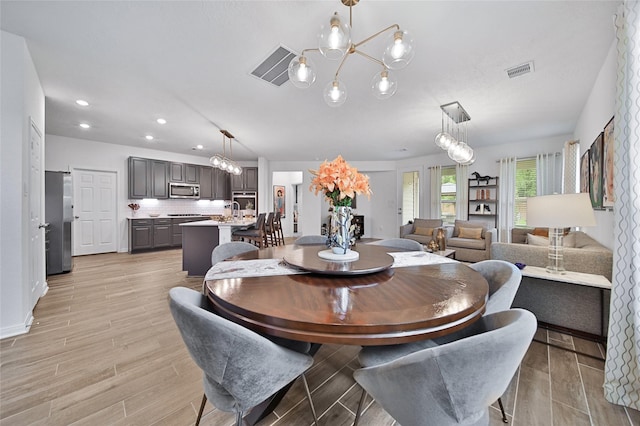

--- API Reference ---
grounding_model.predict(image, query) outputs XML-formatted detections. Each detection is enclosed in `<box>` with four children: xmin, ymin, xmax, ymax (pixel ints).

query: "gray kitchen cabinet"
<box><xmin>230</xmin><ymin>167</ymin><xmax>258</xmax><ymax>191</ymax></box>
<box><xmin>171</xmin><ymin>217</ymin><xmax>207</xmax><ymax>246</ymax></box>
<box><xmin>129</xmin><ymin>219</ymin><xmax>153</xmax><ymax>251</ymax></box>
<box><xmin>199</xmin><ymin>166</ymin><xmax>214</xmax><ymax>199</ymax></box>
<box><xmin>128</xmin><ymin>157</ymin><xmax>168</xmax><ymax>199</ymax></box>
<box><xmin>150</xmin><ymin>160</ymin><xmax>169</xmax><ymax>198</ymax></box>
<box><xmin>129</xmin><ymin>157</ymin><xmax>151</xmax><ymax>198</ymax></box>
<box><xmin>170</xmin><ymin>162</ymin><xmax>199</xmax><ymax>184</ymax></box>
<box><xmin>214</xmin><ymin>169</ymin><xmax>230</xmax><ymax>200</ymax></box>
<box><xmin>153</xmin><ymin>218</ymin><xmax>172</xmax><ymax>248</ymax></box>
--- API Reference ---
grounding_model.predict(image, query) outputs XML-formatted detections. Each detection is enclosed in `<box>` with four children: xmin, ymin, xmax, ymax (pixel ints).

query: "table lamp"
<box><xmin>526</xmin><ymin>193</ymin><xmax>596</xmax><ymax>274</ymax></box>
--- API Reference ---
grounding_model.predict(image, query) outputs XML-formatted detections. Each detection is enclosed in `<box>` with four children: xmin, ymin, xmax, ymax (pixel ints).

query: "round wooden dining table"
<box><xmin>204</xmin><ymin>244</ymin><xmax>489</xmax><ymax>346</ymax></box>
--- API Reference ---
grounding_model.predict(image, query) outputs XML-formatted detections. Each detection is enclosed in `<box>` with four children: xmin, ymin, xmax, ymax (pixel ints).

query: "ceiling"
<box><xmin>1</xmin><ymin>1</ymin><xmax>620</xmax><ymax>162</ymax></box>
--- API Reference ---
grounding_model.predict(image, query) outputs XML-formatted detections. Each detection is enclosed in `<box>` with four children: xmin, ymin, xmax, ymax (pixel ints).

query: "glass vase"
<box><xmin>330</xmin><ymin>206</ymin><xmax>353</xmax><ymax>255</ymax></box>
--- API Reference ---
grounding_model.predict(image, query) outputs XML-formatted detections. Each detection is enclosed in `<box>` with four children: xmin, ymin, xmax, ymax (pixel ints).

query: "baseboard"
<box><xmin>0</xmin><ymin>314</ymin><xmax>34</xmax><ymax>340</ymax></box>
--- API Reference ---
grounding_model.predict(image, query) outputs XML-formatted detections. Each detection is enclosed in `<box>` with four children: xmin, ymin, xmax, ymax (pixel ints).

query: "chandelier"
<box><xmin>434</xmin><ymin>102</ymin><xmax>475</xmax><ymax>165</ymax></box>
<box><xmin>209</xmin><ymin>130</ymin><xmax>242</xmax><ymax>175</ymax></box>
<box><xmin>287</xmin><ymin>0</ymin><xmax>415</xmax><ymax>107</ymax></box>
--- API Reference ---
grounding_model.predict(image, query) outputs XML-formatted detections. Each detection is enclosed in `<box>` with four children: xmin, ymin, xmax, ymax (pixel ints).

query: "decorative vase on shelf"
<box><xmin>330</xmin><ymin>206</ymin><xmax>353</xmax><ymax>255</ymax></box>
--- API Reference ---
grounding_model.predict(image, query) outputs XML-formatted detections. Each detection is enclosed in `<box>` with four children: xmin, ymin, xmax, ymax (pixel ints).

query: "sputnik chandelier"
<box><xmin>434</xmin><ymin>102</ymin><xmax>475</xmax><ymax>165</ymax></box>
<box><xmin>209</xmin><ymin>130</ymin><xmax>242</xmax><ymax>175</ymax></box>
<box><xmin>287</xmin><ymin>0</ymin><xmax>415</xmax><ymax>107</ymax></box>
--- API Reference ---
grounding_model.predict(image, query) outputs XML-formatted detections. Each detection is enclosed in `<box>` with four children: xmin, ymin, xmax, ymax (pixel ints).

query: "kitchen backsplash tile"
<box><xmin>133</xmin><ymin>199</ymin><xmax>227</xmax><ymax>216</ymax></box>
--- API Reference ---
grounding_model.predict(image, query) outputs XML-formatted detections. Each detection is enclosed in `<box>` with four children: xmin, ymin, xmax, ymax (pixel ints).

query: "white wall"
<box><xmin>1</xmin><ymin>31</ymin><xmax>46</xmax><ymax>338</ymax></box>
<box><xmin>45</xmin><ymin>134</ymin><xmax>257</xmax><ymax>252</ymax></box>
<box><xmin>573</xmin><ymin>40</ymin><xmax>616</xmax><ymax>249</ymax></box>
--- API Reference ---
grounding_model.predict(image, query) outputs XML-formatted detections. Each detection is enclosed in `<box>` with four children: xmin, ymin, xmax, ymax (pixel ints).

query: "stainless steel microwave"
<box><xmin>169</xmin><ymin>182</ymin><xmax>200</xmax><ymax>199</ymax></box>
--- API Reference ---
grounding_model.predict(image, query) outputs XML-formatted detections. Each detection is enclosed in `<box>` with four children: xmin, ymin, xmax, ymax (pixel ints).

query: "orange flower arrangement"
<box><xmin>309</xmin><ymin>155</ymin><xmax>372</xmax><ymax>207</ymax></box>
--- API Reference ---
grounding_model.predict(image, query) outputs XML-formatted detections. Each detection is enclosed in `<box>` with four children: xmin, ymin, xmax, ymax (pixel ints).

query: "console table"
<box><xmin>515</xmin><ymin>265</ymin><xmax>611</xmax><ymax>344</ymax></box>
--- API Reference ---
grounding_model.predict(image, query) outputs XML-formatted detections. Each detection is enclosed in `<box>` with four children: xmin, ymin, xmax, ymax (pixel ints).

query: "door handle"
<box><xmin>74</xmin><ymin>216</ymin><xmax>80</xmax><ymax>219</ymax></box>
<box><xmin>39</xmin><ymin>223</ymin><xmax>50</xmax><ymax>229</ymax></box>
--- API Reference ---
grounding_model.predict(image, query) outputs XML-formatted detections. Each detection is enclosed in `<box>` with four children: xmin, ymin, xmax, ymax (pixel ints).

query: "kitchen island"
<box><xmin>180</xmin><ymin>219</ymin><xmax>255</xmax><ymax>276</ymax></box>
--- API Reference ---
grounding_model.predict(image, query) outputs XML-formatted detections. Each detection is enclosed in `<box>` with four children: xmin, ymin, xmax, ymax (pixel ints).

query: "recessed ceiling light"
<box><xmin>76</xmin><ymin>99</ymin><xmax>89</xmax><ymax>107</ymax></box>
<box><xmin>156</xmin><ymin>118</ymin><xmax>167</xmax><ymax>125</ymax></box>
<box><xmin>79</xmin><ymin>123</ymin><xmax>90</xmax><ymax>129</ymax></box>
<box><xmin>145</xmin><ymin>135</ymin><xmax>154</xmax><ymax>141</ymax></box>
<box><xmin>196</xmin><ymin>144</ymin><xmax>204</xmax><ymax>150</ymax></box>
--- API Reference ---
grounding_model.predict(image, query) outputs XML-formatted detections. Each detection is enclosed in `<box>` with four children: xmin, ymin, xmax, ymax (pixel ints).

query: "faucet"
<box><xmin>231</xmin><ymin>201</ymin><xmax>240</xmax><ymax>219</ymax></box>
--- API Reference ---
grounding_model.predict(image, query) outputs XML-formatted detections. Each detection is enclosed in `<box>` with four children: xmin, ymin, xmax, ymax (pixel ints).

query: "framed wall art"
<box><xmin>602</xmin><ymin>116</ymin><xmax>614</xmax><ymax>208</ymax></box>
<box><xmin>589</xmin><ymin>132</ymin><xmax>604</xmax><ymax>209</ymax></box>
<box><xmin>580</xmin><ymin>149</ymin><xmax>590</xmax><ymax>194</ymax></box>
<box><xmin>273</xmin><ymin>185</ymin><xmax>286</xmax><ymax>218</ymax></box>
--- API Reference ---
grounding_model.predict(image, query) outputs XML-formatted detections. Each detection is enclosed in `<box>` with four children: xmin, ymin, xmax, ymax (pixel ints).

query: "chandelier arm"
<box><xmin>334</xmin><ymin>50</ymin><xmax>352</xmax><ymax>80</ymax></box>
<box><xmin>301</xmin><ymin>47</ymin><xmax>321</xmax><ymax>56</ymax></box>
<box><xmin>352</xmin><ymin>49</ymin><xmax>386</xmax><ymax>69</ymax></box>
<box><xmin>353</xmin><ymin>24</ymin><xmax>400</xmax><ymax>49</ymax></box>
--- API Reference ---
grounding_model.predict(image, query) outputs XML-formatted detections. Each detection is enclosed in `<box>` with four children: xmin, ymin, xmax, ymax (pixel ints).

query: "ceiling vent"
<box><xmin>251</xmin><ymin>45</ymin><xmax>296</xmax><ymax>86</ymax></box>
<box><xmin>506</xmin><ymin>61</ymin><xmax>535</xmax><ymax>79</ymax></box>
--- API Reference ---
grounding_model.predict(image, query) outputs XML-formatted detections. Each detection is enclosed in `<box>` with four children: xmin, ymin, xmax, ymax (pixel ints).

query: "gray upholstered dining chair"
<box><xmin>211</xmin><ymin>241</ymin><xmax>258</xmax><ymax>267</ymax></box>
<box><xmin>294</xmin><ymin>235</ymin><xmax>329</xmax><ymax>245</ymax></box>
<box><xmin>368</xmin><ymin>238</ymin><xmax>424</xmax><ymax>251</ymax></box>
<box><xmin>356</xmin><ymin>259</ymin><xmax>523</xmax><ymax>422</ymax></box>
<box><xmin>353</xmin><ymin>309</ymin><xmax>536</xmax><ymax>426</ymax></box>
<box><xmin>168</xmin><ymin>287</ymin><xmax>318</xmax><ymax>426</ymax></box>
<box><xmin>470</xmin><ymin>259</ymin><xmax>522</xmax><ymax>315</ymax></box>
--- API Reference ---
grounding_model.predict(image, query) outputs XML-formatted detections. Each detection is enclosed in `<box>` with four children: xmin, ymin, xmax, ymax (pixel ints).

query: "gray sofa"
<box><xmin>491</xmin><ymin>228</ymin><xmax>612</xmax><ymax>337</ymax></box>
<box><xmin>446</xmin><ymin>220</ymin><xmax>497</xmax><ymax>263</ymax></box>
<box><xmin>399</xmin><ymin>218</ymin><xmax>446</xmax><ymax>246</ymax></box>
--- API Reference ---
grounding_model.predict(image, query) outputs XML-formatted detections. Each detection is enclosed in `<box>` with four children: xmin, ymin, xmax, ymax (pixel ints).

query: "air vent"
<box><xmin>251</xmin><ymin>45</ymin><xmax>296</xmax><ymax>86</ymax></box>
<box><xmin>506</xmin><ymin>61</ymin><xmax>535</xmax><ymax>79</ymax></box>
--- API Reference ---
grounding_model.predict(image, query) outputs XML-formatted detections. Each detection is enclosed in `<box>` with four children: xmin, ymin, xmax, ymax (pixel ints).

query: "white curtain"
<box><xmin>498</xmin><ymin>157</ymin><xmax>516</xmax><ymax>243</ymax></box>
<box><xmin>562</xmin><ymin>141</ymin><xmax>580</xmax><ymax>194</ymax></box>
<box><xmin>429</xmin><ymin>166</ymin><xmax>442</xmax><ymax>219</ymax></box>
<box><xmin>455</xmin><ymin>164</ymin><xmax>469</xmax><ymax>220</ymax></box>
<box><xmin>604</xmin><ymin>1</ymin><xmax>640</xmax><ymax>411</ymax></box>
<box><xmin>536</xmin><ymin>152</ymin><xmax>562</xmax><ymax>195</ymax></box>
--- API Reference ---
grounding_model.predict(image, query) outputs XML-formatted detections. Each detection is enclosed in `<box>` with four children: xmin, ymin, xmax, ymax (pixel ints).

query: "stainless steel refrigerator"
<box><xmin>45</xmin><ymin>171</ymin><xmax>72</xmax><ymax>274</ymax></box>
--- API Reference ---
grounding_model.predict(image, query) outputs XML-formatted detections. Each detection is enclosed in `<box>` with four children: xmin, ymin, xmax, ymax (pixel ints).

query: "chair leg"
<box><xmin>498</xmin><ymin>397</ymin><xmax>508</xmax><ymax>423</ymax></box>
<box><xmin>235</xmin><ymin>411</ymin><xmax>244</xmax><ymax>426</ymax></box>
<box><xmin>353</xmin><ymin>389</ymin><xmax>368</xmax><ymax>426</ymax></box>
<box><xmin>195</xmin><ymin>393</ymin><xmax>207</xmax><ymax>425</ymax></box>
<box><xmin>301</xmin><ymin>374</ymin><xmax>319</xmax><ymax>426</ymax></box>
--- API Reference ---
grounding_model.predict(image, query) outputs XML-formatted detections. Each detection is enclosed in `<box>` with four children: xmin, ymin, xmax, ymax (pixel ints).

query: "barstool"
<box><xmin>274</xmin><ymin>211</ymin><xmax>285</xmax><ymax>245</ymax></box>
<box><xmin>265</xmin><ymin>212</ymin><xmax>276</xmax><ymax>247</ymax></box>
<box><xmin>232</xmin><ymin>213</ymin><xmax>267</xmax><ymax>248</ymax></box>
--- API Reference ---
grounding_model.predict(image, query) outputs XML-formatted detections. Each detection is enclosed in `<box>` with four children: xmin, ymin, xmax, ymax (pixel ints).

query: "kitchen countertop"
<box><xmin>127</xmin><ymin>215</ymin><xmax>209</xmax><ymax>220</ymax></box>
<box><xmin>179</xmin><ymin>219</ymin><xmax>255</xmax><ymax>227</ymax></box>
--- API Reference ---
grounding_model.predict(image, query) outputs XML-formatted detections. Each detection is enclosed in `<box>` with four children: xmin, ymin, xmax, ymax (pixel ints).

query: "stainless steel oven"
<box><xmin>232</xmin><ymin>191</ymin><xmax>257</xmax><ymax>211</ymax></box>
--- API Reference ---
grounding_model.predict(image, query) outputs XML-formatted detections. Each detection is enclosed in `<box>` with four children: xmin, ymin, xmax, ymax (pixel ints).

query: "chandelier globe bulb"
<box><xmin>288</xmin><ymin>55</ymin><xmax>316</xmax><ymax>89</ymax></box>
<box><xmin>323</xmin><ymin>80</ymin><xmax>347</xmax><ymax>107</ymax></box>
<box><xmin>383</xmin><ymin>30</ymin><xmax>415</xmax><ymax>70</ymax></box>
<box><xmin>318</xmin><ymin>12</ymin><xmax>351</xmax><ymax>60</ymax></box>
<box><xmin>371</xmin><ymin>69</ymin><xmax>397</xmax><ymax>100</ymax></box>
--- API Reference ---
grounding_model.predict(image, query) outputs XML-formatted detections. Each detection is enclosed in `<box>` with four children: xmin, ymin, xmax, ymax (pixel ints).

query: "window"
<box><xmin>515</xmin><ymin>158</ymin><xmax>537</xmax><ymax>226</ymax></box>
<box><xmin>440</xmin><ymin>166</ymin><xmax>456</xmax><ymax>225</ymax></box>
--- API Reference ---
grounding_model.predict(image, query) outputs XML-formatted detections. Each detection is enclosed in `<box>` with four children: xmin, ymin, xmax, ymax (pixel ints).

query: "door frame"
<box><xmin>29</xmin><ymin>117</ymin><xmax>47</xmax><ymax>309</ymax></box>
<box><xmin>71</xmin><ymin>167</ymin><xmax>119</xmax><ymax>255</ymax></box>
<box><xmin>397</xmin><ymin>166</ymin><xmax>424</xmax><ymax>230</ymax></box>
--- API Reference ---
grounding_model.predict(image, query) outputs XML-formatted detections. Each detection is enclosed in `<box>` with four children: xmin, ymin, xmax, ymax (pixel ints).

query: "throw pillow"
<box><xmin>458</xmin><ymin>227</ymin><xmax>483</xmax><ymax>239</ymax></box>
<box><xmin>527</xmin><ymin>233</ymin><xmax>548</xmax><ymax>246</ymax></box>
<box><xmin>414</xmin><ymin>227</ymin><xmax>434</xmax><ymax>236</ymax></box>
<box><xmin>532</xmin><ymin>228</ymin><xmax>549</xmax><ymax>237</ymax></box>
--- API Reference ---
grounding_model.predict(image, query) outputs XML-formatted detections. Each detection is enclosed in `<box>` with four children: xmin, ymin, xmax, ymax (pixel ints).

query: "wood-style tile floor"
<box><xmin>1</xmin><ymin>249</ymin><xmax>639</xmax><ymax>426</ymax></box>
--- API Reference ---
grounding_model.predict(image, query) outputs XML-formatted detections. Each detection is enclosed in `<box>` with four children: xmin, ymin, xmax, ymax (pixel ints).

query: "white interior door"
<box><xmin>29</xmin><ymin>119</ymin><xmax>46</xmax><ymax>307</ymax></box>
<box><xmin>73</xmin><ymin>169</ymin><xmax>117</xmax><ymax>255</ymax></box>
<box><xmin>397</xmin><ymin>169</ymin><xmax>421</xmax><ymax>229</ymax></box>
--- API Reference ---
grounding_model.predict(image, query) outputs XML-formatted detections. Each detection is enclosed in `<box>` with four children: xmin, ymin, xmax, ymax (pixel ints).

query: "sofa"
<box><xmin>445</xmin><ymin>220</ymin><xmax>497</xmax><ymax>263</ymax></box>
<box><xmin>399</xmin><ymin>218</ymin><xmax>446</xmax><ymax>246</ymax></box>
<box><xmin>491</xmin><ymin>228</ymin><xmax>613</xmax><ymax>337</ymax></box>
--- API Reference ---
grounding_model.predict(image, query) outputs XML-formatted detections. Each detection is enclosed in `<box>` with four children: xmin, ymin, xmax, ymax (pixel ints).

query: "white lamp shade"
<box><xmin>318</xmin><ymin>12</ymin><xmax>351</xmax><ymax>60</ymax></box>
<box><xmin>288</xmin><ymin>55</ymin><xmax>316</xmax><ymax>89</ymax></box>
<box><xmin>371</xmin><ymin>70</ymin><xmax>397</xmax><ymax>99</ymax></box>
<box><xmin>383</xmin><ymin>30</ymin><xmax>415</xmax><ymax>70</ymax></box>
<box><xmin>323</xmin><ymin>80</ymin><xmax>347</xmax><ymax>107</ymax></box>
<box><xmin>527</xmin><ymin>193</ymin><xmax>596</xmax><ymax>228</ymax></box>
